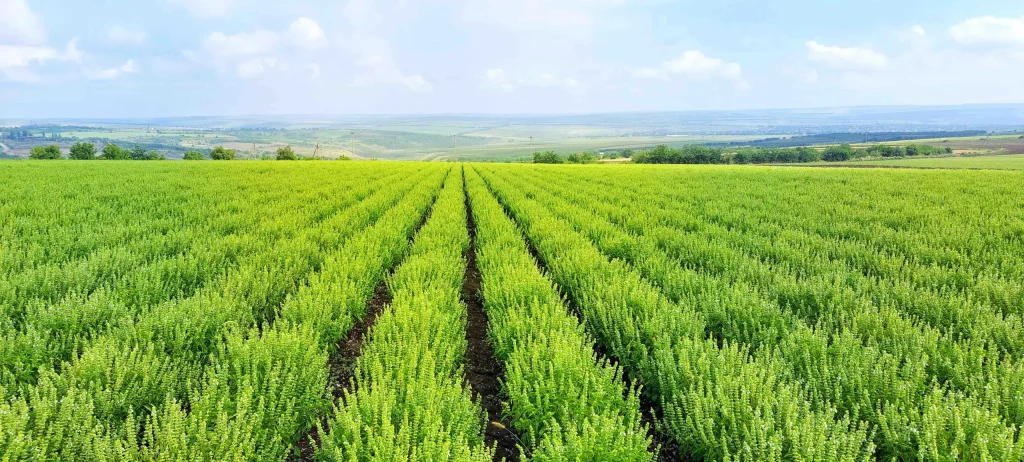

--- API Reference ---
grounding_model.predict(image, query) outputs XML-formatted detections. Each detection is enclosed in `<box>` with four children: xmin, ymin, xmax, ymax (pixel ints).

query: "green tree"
<box><xmin>276</xmin><ymin>146</ymin><xmax>297</xmax><ymax>160</ymax></box>
<box><xmin>209</xmin><ymin>146</ymin><xmax>236</xmax><ymax>160</ymax></box>
<box><xmin>567</xmin><ymin>152</ymin><xmax>598</xmax><ymax>164</ymax></box>
<box><xmin>183</xmin><ymin>150</ymin><xmax>205</xmax><ymax>160</ymax></box>
<box><xmin>532</xmin><ymin>151</ymin><xmax>564</xmax><ymax>164</ymax></box>
<box><xmin>101</xmin><ymin>143</ymin><xmax>129</xmax><ymax>160</ymax></box>
<box><xmin>69</xmin><ymin>142</ymin><xmax>97</xmax><ymax>160</ymax></box>
<box><xmin>29</xmin><ymin>145</ymin><xmax>62</xmax><ymax>159</ymax></box>
<box><xmin>129</xmin><ymin>145</ymin><xmax>148</xmax><ymax>160</ymax></box>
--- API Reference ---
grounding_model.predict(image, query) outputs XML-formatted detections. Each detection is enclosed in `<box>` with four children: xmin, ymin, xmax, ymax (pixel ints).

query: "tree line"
<box><xmin>708</xmin><ymin>130</ymin><xmax>987</xmax><ymax>148</ymax></box>
<box><xmin>627</xmin><ymin>143</ymin><xmax>955</xmax><ymax>164</ymax></box>
<box><xmin>28</xmin><ymin>142</ymin><xmax>343</xmax><ymax>161</ymax></box>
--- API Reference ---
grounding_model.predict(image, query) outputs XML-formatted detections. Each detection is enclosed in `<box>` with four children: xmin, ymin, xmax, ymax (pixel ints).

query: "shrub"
<box><xmin>822</xmin><ymin>144</ymin><xmax>854</xmax><ymax>162</ymax></box>
<box><xmin>69</xmin><ymin>142</ymin><xmax>96</xmax><ymax>160</ymax></box>
<box><xmin>129</xmin><ymin>145</ymin><xmax>149</xmax><ymax>160</ymax></box>
<box><xmin>533</xmin><ymin>151</ymin><xmax>564</xmax><ymax>164</ymax></box>
<box><xmin>183</xmin><ymin>150</ymin><xmax>205</xmax><ymax>160</ymax></box>
<box><xmin>101</xmin><ymin>143</ymin><xmax>130</xmax><ymax>160</ymax></box>
<box><xmin>209</xmin><ymin>146</ymin><xmax>236</xmax><ymax>160</ymax></box>
<box><xmin>29</xmin><ymin>145</ymin><xmax>62</xmax><ymax>159</ymax></box>
<box><xmin>566</xmin><ymin>152</ymin><xmax>598</xmax><ymax>164</ymax></box>
<box><xmin>275</xmin><ymin>146</ymin><xmax>297</xmax><ymax>160</ymax></box>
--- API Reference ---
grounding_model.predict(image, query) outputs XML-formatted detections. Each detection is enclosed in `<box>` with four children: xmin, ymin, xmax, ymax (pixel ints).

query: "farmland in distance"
<box><xmin>1</xmin><ymin>161</ymin><xmax>1022</xmax><ymax>461</ymax></box>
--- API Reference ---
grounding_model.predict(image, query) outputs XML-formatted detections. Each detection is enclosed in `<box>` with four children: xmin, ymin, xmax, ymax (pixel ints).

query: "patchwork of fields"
<box><xmin>1</xmin><ymin>162</ymin><xmax>1023</xmax><ymax>461</ymax></box>
<box><xmin>843</xmin><ymin>153</ymin><xmax>1024</xmax><ymax>170</ymax></box>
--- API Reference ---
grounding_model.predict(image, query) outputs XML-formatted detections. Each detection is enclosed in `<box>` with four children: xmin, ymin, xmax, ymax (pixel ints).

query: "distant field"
<box><xmin>844</xmin><ymin>153</ymin><xmax>1024</xmax><ymax>170</ymax></box>
<box><xmin>855</xmin><ymin>134</ymin><xmax>1024</xmax><ymax>156</ymax></box>
<box><xmin>7</xmin><ymin>124</ymin><xmax>766</xmax><ymax>161</ymax></box>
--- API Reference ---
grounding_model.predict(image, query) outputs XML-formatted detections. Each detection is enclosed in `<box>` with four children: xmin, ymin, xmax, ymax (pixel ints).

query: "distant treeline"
<box><xmin>1</xmin><ymin>125</ymin><xmax>102</xmax><ymax>140</ymax></box>
<box><xmin>630</xmin><ymin>143</ymin><xmax>954</xmax><ymax>165</ymax></box>
<box><xmin>709</xmin><ymin>130</ymin><xmax>987</xmax><ymax>148</ymax></box>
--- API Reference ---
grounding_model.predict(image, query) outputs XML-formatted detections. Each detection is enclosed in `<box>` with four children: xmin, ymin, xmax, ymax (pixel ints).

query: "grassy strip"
<box><xmin>466</xmin><ymin>168</ymin><xmax>652</xmax><ymax>460</ymax></box>
<box><xmin>315</xmin><ymin>169</ymin><xmax>492</xmax><ymax>461</ymax></box>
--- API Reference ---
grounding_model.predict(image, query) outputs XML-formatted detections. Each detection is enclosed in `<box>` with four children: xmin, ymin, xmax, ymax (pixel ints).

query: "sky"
<box><xmin>2</xmin><ymin>0</ymin><xmax>1024</xmax><ymax>117</ymax></box>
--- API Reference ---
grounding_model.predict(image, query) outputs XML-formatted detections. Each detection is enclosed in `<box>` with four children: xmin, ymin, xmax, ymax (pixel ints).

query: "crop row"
<box><xmin>316</xmin><ymin>168</ymin><xmax>491</xmax><ymax>460</ymax></box>
<box><xmin>1</xmin><ymin>164</ymin><xmax>449</xmax><ymax>459</ymax></box>
<box><xmin>474</xmin><ymin>166</ymin><xmax>876</xmax><ymax>461</ymax></box>
<box><xmin>479</xmin><ymin>165</ymin><xmax>1022</xmax><ymax>460</ymax></box>
<box><xmin>1</xmin><ymin>165</ymin><xmax>412</xmax><ymax>394</ymax></box>
<box><xmin>528</xmin><ymin>166</ymin><xmax>1024</xmax><ymax>428</ymax></box>
<box><xmin>465</xmin><ymin>167</ymin><xmax>652</xmax><ymax>460</ymax></box>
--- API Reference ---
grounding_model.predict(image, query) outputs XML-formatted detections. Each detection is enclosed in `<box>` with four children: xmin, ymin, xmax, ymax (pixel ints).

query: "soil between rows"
<box><xmin>477</xmin><ymin>169</ymin><xmax>682</xmax><ymax>461</ymax></box>
<box><xmin>463</xmin><ymin>171</ymin><xmax>522</xmax><ymax>462</ymax></box>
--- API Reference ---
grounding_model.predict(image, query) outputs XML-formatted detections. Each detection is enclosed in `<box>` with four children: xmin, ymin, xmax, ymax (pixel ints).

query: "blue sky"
<box><xmin>2</xmin><ymin>0</ymin><xmax>1024</xmax><ymax>117</ymax></box>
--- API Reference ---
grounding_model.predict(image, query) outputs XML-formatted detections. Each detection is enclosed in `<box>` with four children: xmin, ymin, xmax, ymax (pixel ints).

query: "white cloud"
<box><xmin>0</xmin><ymin>45</ymin><xmax>60</xmax><ymax>69</ymax></box>
<box><xmin>204</xmin><ymin>30</ymin><xmax>279</xmax><ymax>58</ymax></box>
<box><xmin>806</xmin><ymin>41</ymin><xmax>888</xmax><ymax>70</ymax></box>
<box><xmin>309</xmin><ymin>62</ymin><xmax>321</xmax><ymax>79</ymax></box>
<box><xmin>912</xmin><ymin>25</ymin><xmax>926</xmax><ymax>37</ymax></box>
<box><xmin>481</xmin><ymin>68</ymin><xmax>586</xmax><ymax>94</ymax></box>
<box><xmin>341</xmin><ymin>1</ymin><xmax>431</xmax><ymax>92</ymax></box>
<box><xmin>236</xmin><ymin>58</ymin><xmax>279</xmax><ymax>79</ymax></box>
<box><xmin>288</xmin><ymin>17</ymin><xmax>327</xmax><ymax>49</ymax></box>
<box><xmin>0</xmin><ymin>40</ymin><xmax>81</xmax><ymax>82</ymax></box>
<box><xmin>664</xmin><ymin>51</ymin><xmax>743</xmax><ymax>80</ymax></box>
<box><xmin>343</xmin><ymin>0</ymin><xmax>382</xmax><ymax>31</ymax></box>
<box><xmin>464</xmin><ymin>0</ymin><xmax>624</xmax><ymax>31</ymax></box>
<box><xmin>483</xmin><ymin>68</ymin><xmax>515</xmax><ymax>91</ymax></box>
<box><xmin>349</xmin><ymin>35</ymin><xmax>432</xmax><ymax>92</ymax></box>
<box><xmin>402</xmin><ymin>75</ymin><xmax>432</xmax><ymax>92</ymax></box>
<box><xmin>169</xmin><ymin>0</ymin><xmax>233</xmax><ymax>19</ymax></box>
<box><xmin>0</xmin><ymin>0</ymin><xmax>45</xmax><ymax>44</ymax></box>
<box><xmin>950</xmin><ymin>16</ymin><xmax>1024</xmax><ymax>45</ymax></box>
<box><xmin>107</xmin><ymin>26</ymin><xmax>147</xmax><ymax>45</ymax></box>
<box><xmin>85</xmin><ymin>59</ymin><xmax>138</xmax><ymax>80</ymax></box>
<box><xmin>635</xmin><ymin>51</ymin><xmax>747</xmax><ymax>89</ymax></box>
<box><xmin>182</xmin><ymin>50</ymin><xmax>199</xmax><ymax>62</ymax></box>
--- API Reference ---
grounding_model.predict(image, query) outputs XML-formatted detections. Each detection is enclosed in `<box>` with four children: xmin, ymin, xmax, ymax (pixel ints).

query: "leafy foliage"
<box><xmin>69</xmin><ymin>142</ymin><xmax>96</xmax><ymax>160</ymax></box>
<box><xmin>209</xmin><ymin>146</ymin><xmax>237</xmax><ymax>160</ymax></box>
<box><xmin>29</xmin><ymin>145</ymin><xmax>62</xmax><ymax>159</ymax></box>
<box><xmin>276</xmin><ymin>146</ymin><xmax>298</xmax><ymax>160</ymax></box>
<box><xmin>100</xmin><ymin>143</ymin><xmax>130</xmax><ymax>160</ymax></box>
<box><xmin>532</xmin><ymin>151</ymin><xmax>564</xmax><ymax>164</ymax></box>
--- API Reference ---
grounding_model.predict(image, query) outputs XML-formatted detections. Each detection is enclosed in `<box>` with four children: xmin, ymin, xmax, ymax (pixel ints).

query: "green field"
<box><xmin>2</xmin><ymin>161</ymin><xmax>1023</xmax><ymax>461</ymax></box>
<box><xmin>842</xmin><ymin>153</ymin><xmax>1024</xmax><ymax>169</ymax></box>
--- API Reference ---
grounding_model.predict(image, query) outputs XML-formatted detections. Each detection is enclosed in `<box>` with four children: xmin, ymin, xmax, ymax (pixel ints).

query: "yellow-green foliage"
<box><xmin>466</xmin><ymin>168</ymin><xmax>653</xmax><ymax>461</ymax></box>
<box><xmin>317</xmin><ymin>171</ymin><xmax>493</xmax><ymax>461</ymax></box>
<box><xmin>3</xmin><ymin>160</ymin><xmax>1022</xmax><ymax>461</ymax></box>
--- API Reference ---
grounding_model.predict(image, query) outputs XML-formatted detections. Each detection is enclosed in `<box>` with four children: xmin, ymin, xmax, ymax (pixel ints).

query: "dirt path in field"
<box><xmin>462</xmin><ymin>170</ymin><xmax>522</xmax><ymax>462</ymax></box>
